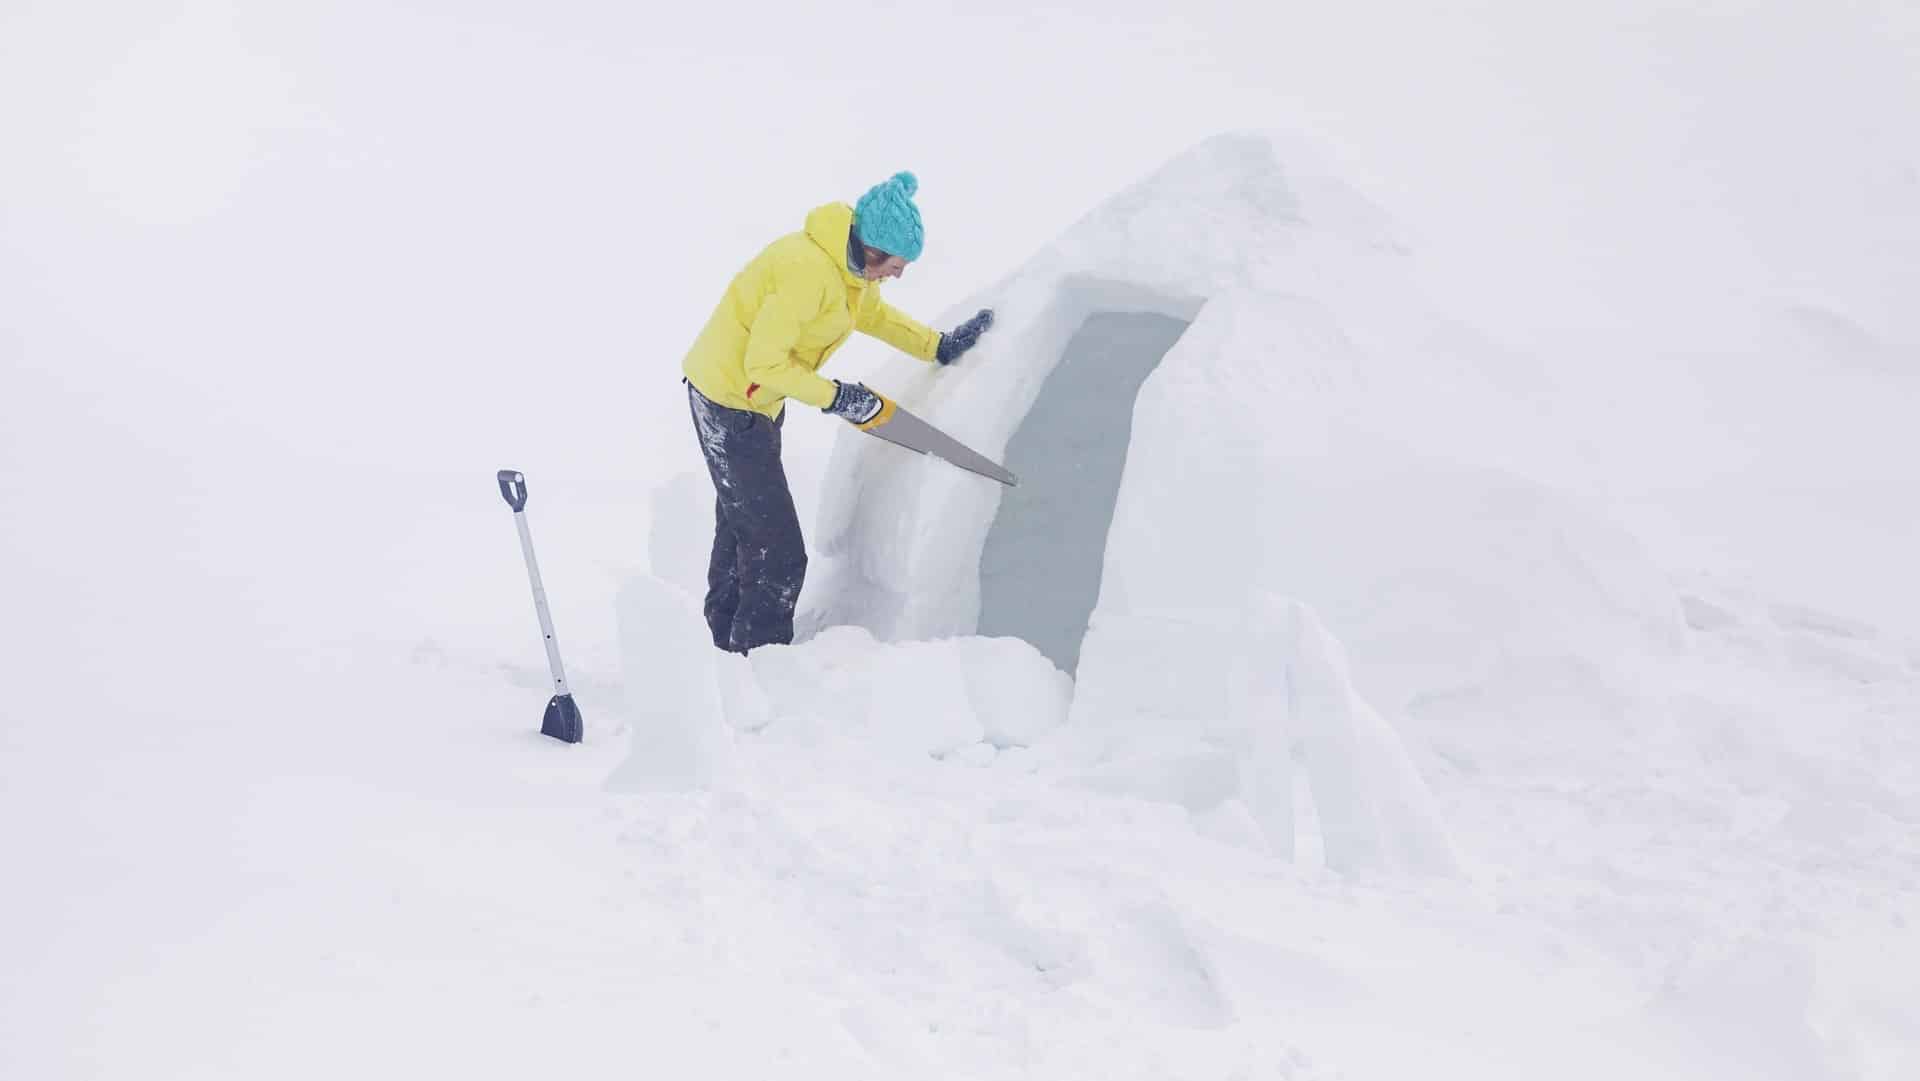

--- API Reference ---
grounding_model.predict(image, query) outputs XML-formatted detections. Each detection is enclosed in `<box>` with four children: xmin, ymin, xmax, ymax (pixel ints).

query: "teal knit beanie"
<box><xmin>853</xmin><ymin>171</ymin><xmax>924</xmax><ymax>261</ymax></box>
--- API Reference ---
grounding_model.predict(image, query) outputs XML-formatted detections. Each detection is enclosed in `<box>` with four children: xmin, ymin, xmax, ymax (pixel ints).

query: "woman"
<box><xmin>681</xmin><ymin>171</ymin><xmax>995</xmax><ymax>654</ymax></box>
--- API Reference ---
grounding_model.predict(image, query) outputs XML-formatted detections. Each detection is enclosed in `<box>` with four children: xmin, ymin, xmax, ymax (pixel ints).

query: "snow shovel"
<box><xmin>856</xmin><ymin>397</ymin><xmax>1018</xmax><ymax>486</ymax></box>
<box><xmin>496</xmin><ymin>469</ymin><xmax>583</xmax><ymax>744</ymax></box>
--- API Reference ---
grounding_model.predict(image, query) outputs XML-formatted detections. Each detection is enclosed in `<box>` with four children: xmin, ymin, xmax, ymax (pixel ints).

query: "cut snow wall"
<box><xmin>977</xmin><ymin>310</ymin><xmax>1190</xmax><ymax>673</ymax></box>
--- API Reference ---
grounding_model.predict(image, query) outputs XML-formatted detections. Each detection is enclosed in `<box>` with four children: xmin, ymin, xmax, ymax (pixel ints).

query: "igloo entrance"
<box><xmin>976</xmin><ymin>310</ymin><xmax>1191</xmax><ymax>674</ymax></box>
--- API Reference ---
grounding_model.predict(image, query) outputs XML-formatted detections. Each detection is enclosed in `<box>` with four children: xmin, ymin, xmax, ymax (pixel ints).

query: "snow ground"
<box><xmin>8</xmin><ymin>593</ymin><xmax>1914</xmax><ymax>1079</ymax></box>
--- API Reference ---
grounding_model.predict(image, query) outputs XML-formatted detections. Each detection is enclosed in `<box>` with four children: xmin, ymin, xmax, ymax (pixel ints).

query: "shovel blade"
<box><xmin>542</xmin><ymin>693</ymin><xmax>583</xmax><ymax>744</ymax></box>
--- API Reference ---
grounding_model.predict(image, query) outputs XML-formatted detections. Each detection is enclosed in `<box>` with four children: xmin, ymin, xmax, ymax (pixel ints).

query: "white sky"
<box><xmin>6</xmin><ymin>0</ymin><xmax>1915</xmax><ymax>478</ymax></box>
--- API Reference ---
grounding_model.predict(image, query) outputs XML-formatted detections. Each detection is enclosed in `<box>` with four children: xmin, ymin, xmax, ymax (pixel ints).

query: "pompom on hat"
<box><xmin>853</xmin><ymin>171</ymin><xmax>925</xmax><ymax>261</ymax></box>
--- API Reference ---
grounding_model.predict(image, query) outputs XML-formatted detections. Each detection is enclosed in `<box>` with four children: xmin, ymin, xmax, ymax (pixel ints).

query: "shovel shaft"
<box><xmin>512</xmin><ymin>511</ymin><xmax>570</xmax><ymax>696</ymax></box>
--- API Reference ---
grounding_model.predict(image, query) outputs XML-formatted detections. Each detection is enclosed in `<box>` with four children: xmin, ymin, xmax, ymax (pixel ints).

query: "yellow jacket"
<box><xmin>682</xmin><ymin>202</ymin><xmax>941</xmax><ymax>418</ymax></box>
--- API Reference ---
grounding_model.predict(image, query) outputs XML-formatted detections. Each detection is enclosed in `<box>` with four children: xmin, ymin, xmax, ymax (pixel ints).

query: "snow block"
<box><xmin>864</xmin><ymin>640</ymin><xmax>981</xmax><ymax>758</ymax></box>
<box><xmin>1072</xmin><ymin>598</ymin><xmax>1458</xmax><ymax>876</ymax></box>
<box><xmin>720</xmin><ymin>630</ymin><xmax>1068</xmax><ymax>762</ymax></box>
<box><xmin>606</xmin><ymin>573</ymin><xmax>737</xmax><ymax>792</ymax></box>
<box><xmin>889</xmin><ymin>641</ymin><xmax>1052</xmax><ymax>756</ymax></box>
<box><xmin>1268</xmin><ymin>601</ymin><xmax>1458</xmax><ymax>876</ymax></box>
<box><xmin>647</xmin><ymin>470</ymin><xmax>712</xmax><ymax>601</ymax></box>
<box><xmin>956</xmin><ymin>636</ymin><xmax>1072</xmax><ymax>749</ymax></box>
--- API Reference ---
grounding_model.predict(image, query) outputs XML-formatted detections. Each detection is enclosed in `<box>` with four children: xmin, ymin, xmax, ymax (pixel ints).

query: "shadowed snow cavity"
<box><xmin>978</xmin><ymin>310</ymin><xmax>1190</xmax><ymax>673</ymax></box>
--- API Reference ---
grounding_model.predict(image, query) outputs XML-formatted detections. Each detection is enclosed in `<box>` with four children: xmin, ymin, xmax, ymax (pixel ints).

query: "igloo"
<box><xmin>789</xmin><ymin>132</ymin><xmax>1512</xmax><ymax>874</ymax></box>
<box><xmin>631</xmin><ymin>131</ymin><xmax>1687</xmax><ymax>876</ymax></box>
<box><xmin>809</xmin><ymin>134</ymin><xmax>1464</xmax><ymax>658</ymax></box>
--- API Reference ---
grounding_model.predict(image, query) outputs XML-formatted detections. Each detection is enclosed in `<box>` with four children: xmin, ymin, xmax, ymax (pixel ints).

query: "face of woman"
<box><xmin>860</xmin><ymin>247</ymin><xmax>908</xmax><ymax>281</ymax></box>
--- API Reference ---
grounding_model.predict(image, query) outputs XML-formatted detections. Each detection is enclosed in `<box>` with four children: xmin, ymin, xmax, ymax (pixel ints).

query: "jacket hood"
<box><xmin>804</xmin><ymin>202</ymin><xmax>863</xmax><ymax>285</ymax></box>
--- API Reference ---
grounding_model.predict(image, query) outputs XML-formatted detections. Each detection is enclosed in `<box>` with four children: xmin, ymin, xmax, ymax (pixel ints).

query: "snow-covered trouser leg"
<box><xmin>687</xmin><ymin>383</ymin><xmax>805</xmax><ymax>653</ymax></box>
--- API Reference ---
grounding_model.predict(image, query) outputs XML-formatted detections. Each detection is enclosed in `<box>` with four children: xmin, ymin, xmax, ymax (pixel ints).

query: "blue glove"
<box><xmin>824</xmin><ymin>380</ymin><xmax>885</xmax><ymax>425</ymax></box>
<box><xmin>936</xmin><ymin>309</ymin><xmax>995</xmax><ymax>365</ymax></box>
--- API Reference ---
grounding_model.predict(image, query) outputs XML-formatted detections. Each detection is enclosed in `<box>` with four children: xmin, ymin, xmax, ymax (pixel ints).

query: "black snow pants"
<box><xmin>686</xmin><ymin>381</ymin><xmax>806</xmax><ymax>653</ymax></box>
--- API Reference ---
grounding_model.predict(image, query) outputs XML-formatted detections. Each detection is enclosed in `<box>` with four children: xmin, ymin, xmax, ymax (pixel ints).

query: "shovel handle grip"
<box><xmin>497</xmin><ymin>470</ymin><xmax>528</xmax><ymax>511</ymax></box>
